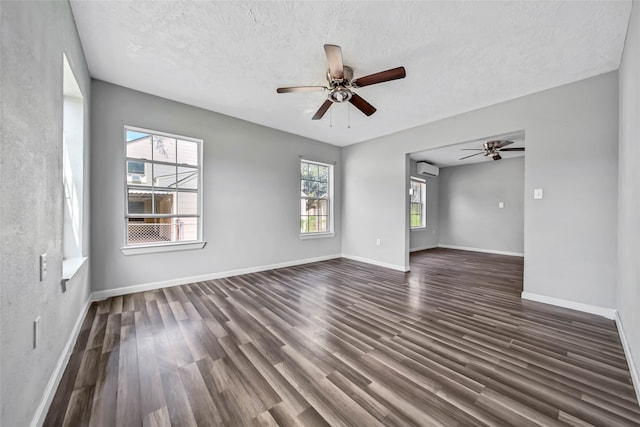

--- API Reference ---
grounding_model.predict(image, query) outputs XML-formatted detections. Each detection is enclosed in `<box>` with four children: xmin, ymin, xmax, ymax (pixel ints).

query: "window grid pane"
<box><xmin>126</xmin><ymin>128</ymin><xmax>201</xmax><ymax>245</ymax></box>
<box><xmin>410</xmin><ymin>179</ymin><xmax>426</xmax><ymax>228</ymax></box>
<box><xmin>127</xmin><ymin>217</ymin><xmax>199</xmax><ymax>245</ymax></box>
<box><xmin>300</xmin><ymin>160</ymin><xmax>332</xmax><ymax>234</ymax></box>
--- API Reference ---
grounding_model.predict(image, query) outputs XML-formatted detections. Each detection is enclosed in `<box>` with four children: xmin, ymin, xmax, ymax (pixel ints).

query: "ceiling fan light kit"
<box><xmin>277</xmin><ymin>44</ymin><xmax>406</xmax><ymax>120</ymax></box>
<box><xmin>328</xmin><ymin>87</ymin><xmax>352</xmax><ymax>103</ymax></box>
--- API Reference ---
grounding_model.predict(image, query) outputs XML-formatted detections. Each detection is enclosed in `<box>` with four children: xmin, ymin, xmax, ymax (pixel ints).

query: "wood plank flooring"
<box><xmin>44</xmin><ymin>248</ymin><xmax>640</xmax><ymax>426</ymax></box>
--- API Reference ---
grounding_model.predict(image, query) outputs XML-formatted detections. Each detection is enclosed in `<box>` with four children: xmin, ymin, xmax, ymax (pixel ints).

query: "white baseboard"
<box><xmin>30</xmin><ymin>297</ymin><xmax>92</xmax><ymax>427</ymax></box>
<box><xmin>615</xmin><ymin>311</ymin><xmax>640</xmax><ymax>405</ymax></box>
<box><xmin>410</xmin><ymin>245</ymin><xmax>438</xmax><ymax>253</ymax></box>
<box><xmin>438</xmin><ymin>244</ymin><xmax>524</xmax><ymax>257</ymax></box>
<box><xmin>91</xmin><ymin>253</ymin><xmax>342</xmax><ymax>300</ymax></box>
<box><xmin>32</xmin><ymin>253</ymin><xmax>344</xmax><ymax>424</ymax></box>
<box><xmin>521</xmin><ymin>291</ymin><xmax>616</xmax><ymax>320</ymax></box>
<box><xmin>340</xmin><ymin>253</ymin><xmax>409</xmax><ymax>272</ymax></box>
<box><xmin>31</xmin><ymin>254</ymin><xmax>639</xmax><ymax>426</ymax></box>
<box><xmin>91</xmin><ymin>252</ymin><xmax>414</xmax><ymax>302</ymax></box>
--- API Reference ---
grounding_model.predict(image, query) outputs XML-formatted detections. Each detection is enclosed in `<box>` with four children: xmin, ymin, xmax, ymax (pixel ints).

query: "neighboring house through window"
<box><xmin>124</xmin><ymin>127</ymin><xmax>202</xmax><ymax>249</ymax></box>
<box><xmin>300</xmin><ymin>159</ymin><xmax>334</xmax><ymax>236</ymax></box>
<box><xmin>410</xmin><ymin>177</ymin><xmax>426</xmax><ymax>229</ymax></box>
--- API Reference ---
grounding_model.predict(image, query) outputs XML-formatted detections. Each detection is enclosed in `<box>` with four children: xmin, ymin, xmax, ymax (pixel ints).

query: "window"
<box><xmin>300</xmin><ymin>159</ymin><xmax>333</xmax><ymax>236</ymax></box>
<box><xmin>124</xmin><ymin>127</ymin><xmax>202</xmax><ymax>249</ymax></box>
<box><xmin>410</xmin><ymin>178</ymin><xmax>426</xmax><ymax>229</ymax></box>
<box><xmin>127</xmin><ymin>160</ymin><xmax>145</xmax><ymax>175</ymax></box>
<box><xmin>62</xmin><ymin>54</ymin><xmax>87</xmax><ymax>283</ymax></box>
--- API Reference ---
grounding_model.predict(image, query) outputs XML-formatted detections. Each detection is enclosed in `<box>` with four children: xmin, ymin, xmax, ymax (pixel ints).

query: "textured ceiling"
<box><xmin>70</xmin><ymin>1</ymin><xmax>631</xmax><ymax>147</ymax></box>
<box><xmin>410</xmin><ymin>131</ymin><xmax>525</xmax><ymax>168</ymax></box>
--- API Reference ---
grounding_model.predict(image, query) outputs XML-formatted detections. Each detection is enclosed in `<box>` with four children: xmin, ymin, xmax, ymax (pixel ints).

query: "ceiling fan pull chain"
<box><xmin>330</xmin><ymin>107</ymin><xmax>333</xmax><ymax>127</ymax></box>
<box><xmin>348</xmin><ymin>104</ymin><xmax>351</xmax><ymax>128</ymax></box>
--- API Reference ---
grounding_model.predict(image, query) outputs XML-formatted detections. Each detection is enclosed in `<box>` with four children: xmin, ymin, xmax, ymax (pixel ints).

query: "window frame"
<box><xmin>122</xmin><ymin>125</ymin><xmax>205</xmax><ymax>255</ymax></box>
<box><xmin>300</xmin><ymin>158</ymin><xmax>335</xmax><ymax>239</ymax></box>
<box><xmin>62</xmin><ymin>53</ymin><xmax>88</xmax><ymax>284</ymax></box>
<box><xmin>410</xmin><ymin>177</ymin><xmax>426</xmax><ymax>230</ymax></box>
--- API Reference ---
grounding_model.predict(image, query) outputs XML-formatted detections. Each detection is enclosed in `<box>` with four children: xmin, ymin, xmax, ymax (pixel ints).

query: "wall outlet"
<box><xmin>534</xmin><ymin>189</ymin><xmax>544</xmax><ymax>199</ymax></box>
<box><xmin>498</xmin><ymin>202</ymin><xmax>505</xmax><ymax>208</ymax></box>
<box><xmin>376</xmin><ymin>238</ymin><xmax>381</xmax><ymax>246</ymax></box>
<box><xmin>40</xmin><ymin>253</ymin><xmax>47</xmax><ymax>281</ymax></box>
<box><xmin>33</xmin><ymin>316</ymin><xmax>40</xmax><ymax>349</ymax></box>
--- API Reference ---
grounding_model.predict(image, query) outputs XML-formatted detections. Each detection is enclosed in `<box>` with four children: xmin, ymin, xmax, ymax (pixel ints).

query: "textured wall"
<box><xmin>409</xmin><ymin>160</ymin><xmax>440</xmax><ymax>251</ymax></box>
<box><xmin>90</xmin><ymin>81</ymin><xmax>341</xmax><ymax>292</ymax></box>
<box><xmin>0</xmin><ymin>2</ymin><xmax>91</xmax><ymax>426</ymax></box>
<box><xmin>438</xmin><ymin>158</ymin><xmax>524</xmax><ymax>254</ymax></box>
<box><xmin>342</xmin><ymin>72</ymin><xmax>618</xmax><ymax>307</ymax></box>
<box><xmin>617</xmin><ymin>1</ymin><xmax>640</xmax><ymax>392</ymax></box>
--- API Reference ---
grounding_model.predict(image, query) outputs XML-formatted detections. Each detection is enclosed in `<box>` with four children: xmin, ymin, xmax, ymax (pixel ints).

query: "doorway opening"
<box><xmin>406</xmin><ymin>130</ymin><xmax>525</xmax><ymax>292</ymax></box>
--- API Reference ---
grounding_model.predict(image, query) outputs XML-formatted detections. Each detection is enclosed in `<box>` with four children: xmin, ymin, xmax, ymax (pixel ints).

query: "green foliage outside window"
<box><xmin>410</xmin><ymin>178</ymin><xmax>426</xmax><ymax>228</ymax></box>
<box><xmin>300</xmin><ymin>160</ymin><xmax>330</xmax><ymax>233</ymax></box>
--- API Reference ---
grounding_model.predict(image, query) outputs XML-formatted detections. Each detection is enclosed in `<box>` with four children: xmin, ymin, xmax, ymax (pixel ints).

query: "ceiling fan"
<box><xmin>276</xmin><ymin>44</ymin><xmax>406</xmax><ymax>120</ymax></box>
<box><xmin>459</xmin><ymin>140</ymin><xmax>525</xmax><ymax>161</ymax></box>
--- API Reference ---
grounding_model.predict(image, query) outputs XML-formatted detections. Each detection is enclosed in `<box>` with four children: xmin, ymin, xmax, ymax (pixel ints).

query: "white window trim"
<box><xmin>62</xmin><ymin>256</ymin><xmax>88</xmax><ymax>285</ymax></box>
<box><xmin>300</xmin><ymin>158</ymin><xmax>335</xmax><ymax>237</ymax></box>
<box><xmin>299</xmin><ymin>232</ymin><xmax>335</xmax><ymax>240</ymax></box>
<box><xmin>410</xmin><ymin>176</ymin><xmax>426</xmax><ymax>230</ymax></box>
<box><xmin>62</xmin><ymin>53</ymin><xmax>85</xmax><ymax>264</ymax></box>
<box><xmin>122</xmin><ymin>125</ymin><xmax>205</xmax><ymax>254</ymax></box>
<box><xmin>121</xmin><ymin>241</ymin><xmax>206</xmax><ymax>255</ymax></box>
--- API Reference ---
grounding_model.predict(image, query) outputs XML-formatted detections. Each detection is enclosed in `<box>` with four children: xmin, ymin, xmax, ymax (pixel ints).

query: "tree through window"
<box><xmin>410</xmin><ymin>178</ymin><xmax>426</xmax><ymax>228</ymax></box>
<box><xmin>300</xmin><ymin>159</ymin><xmax>333</xmax><ymax>234</ymax></box>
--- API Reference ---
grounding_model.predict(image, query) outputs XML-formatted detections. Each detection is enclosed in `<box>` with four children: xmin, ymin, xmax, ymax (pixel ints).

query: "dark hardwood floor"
<box><xmin>44</xmin><ymin>248</ymin><xmax>640</xmax><ymax>426</ymax></box>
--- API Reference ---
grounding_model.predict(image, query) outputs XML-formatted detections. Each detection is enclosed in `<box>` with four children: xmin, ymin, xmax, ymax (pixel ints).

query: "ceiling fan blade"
<box><xmin>312</xmin><ymin>100</ymin><xmax>333</xmax><ymax>120</ymax></box>
<box><xmin>349</xmin><ymin>94</ymin><xmax>377</xmax><ymax>116</ymax></box>
<box><xmin>460</xmin><ymin>148</ymin><xmax>484</xmax><ymax>151</ymax></box>
<box><xmin>494</xmin><ymin>140</ymin><xmax>514</xmax><ymax>148</ymax></box>
<box><xmin>324</xmin><ymin>44</ymin><xmax>344</xmax><ymax>79</ymax></box>
<box><xmin>352</xmin><ymin>67</ymin><xmax>406</xmax><ymax>88</ymax></box>
<box><xmin>492</xmin><ymin>153</ymin><xmax>503</xmax><ymax>160</ymax></box>
<box><xmin>277</xmin><ymin>86</ymin><xmax>326</xmax><ymax>94</ymax></box>
<box><xmin>499</xmin><ymin>147</ymin><xmax>525</xmax><ymax>152</ymax></box>
<box><xmin>459</xmin><ymin>152</ymin><xmax>485</xmax><ymax>160</ymax></box>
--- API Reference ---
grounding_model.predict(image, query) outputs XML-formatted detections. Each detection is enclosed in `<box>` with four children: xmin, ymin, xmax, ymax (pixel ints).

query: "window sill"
<box><xmin>410</xmin><ymin>227</ymin><xmax>427</xmax><ymax>232</ymax></box>
<box><xmin>121</xmin><ymin>241</ymin><xmax>206</xmax><ymax>256</ymax></box>
<box><xmin>299</xmin><ymin>232</ymin><xmax>335</xmax><ymax>240</ymax></box>
<box><xmin>62</xmin><ymin>257</ymin><xmax>88</xmax><ymax>290</ymax></box>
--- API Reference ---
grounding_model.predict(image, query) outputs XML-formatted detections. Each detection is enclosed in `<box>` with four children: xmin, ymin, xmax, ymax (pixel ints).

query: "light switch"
<box><xmin>40</xmin><ymin>254</ymin><xmax>47</xmax><ymax>281</ymax></box>
<box><xmin>534</xmin><ymin>189</ymin><xmax>543</xmax><ymax>199</ymax></box>
<box><xmin>498</xmin><ymin>202</ymin><xmax>504</xmax><ymax>208</ymax></box>
<box><xmin>34</xmin><ymin>316</ymin><xmax>40</xmax><ymax>349</ymax></box>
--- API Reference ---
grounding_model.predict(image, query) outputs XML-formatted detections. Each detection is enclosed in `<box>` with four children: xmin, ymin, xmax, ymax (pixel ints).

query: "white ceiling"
<box><xmin>410</xmin><ymin>131</ymin><xmax>525</xmax><ymax>168</ymax></box>
<box><xmin>70</xmin><ymin>1</ymin><xmax>631</xmax><ymax>147</ymax></box>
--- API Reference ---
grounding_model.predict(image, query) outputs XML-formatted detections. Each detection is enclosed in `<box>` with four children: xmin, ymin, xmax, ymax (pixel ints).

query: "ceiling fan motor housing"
<box><xmin>327</xmin><ymin>65</ymin><xmax>354</xmax><ymax>103</ymax></box>
<box><xmin>327</xmin><ymin>65</ymin><xmax>354</xmax><ymax>84</ymax></box>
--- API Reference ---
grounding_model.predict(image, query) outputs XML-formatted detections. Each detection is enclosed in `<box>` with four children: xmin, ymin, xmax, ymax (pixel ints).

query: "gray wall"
<box><xmin>409</xmin><ymin>160</ymin><xmax>439</xmax><ymax>251</ymax></box>
<box><xmin>342</xmin><ymin>71</ymin><xmax>618</xmax><ymax>308</ymax></box>
<box><xmin>91</xmin><ymin>81</ymin><xmax>341</xmax><ymax>292</ymax></box>
<box><xmin>0</xmin><ymin>2</ymin><xmax>91</xmax><ymax>426</ymax></box>
<box><xmin>438</xmin><ymin>157</ymin><xmax>524</xmax><ymax>254</ymax></box>
<box><xmin>618</xmin><ymin>1</ymin><xmax>640</xmax><ymax>390</ymax></box>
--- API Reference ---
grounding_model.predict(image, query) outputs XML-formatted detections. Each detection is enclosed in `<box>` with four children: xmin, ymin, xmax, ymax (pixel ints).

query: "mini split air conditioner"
<box><xmin>417</xmin><ymin>161</ymin><xmax>439</xmax><ymax>177</ymax></box>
